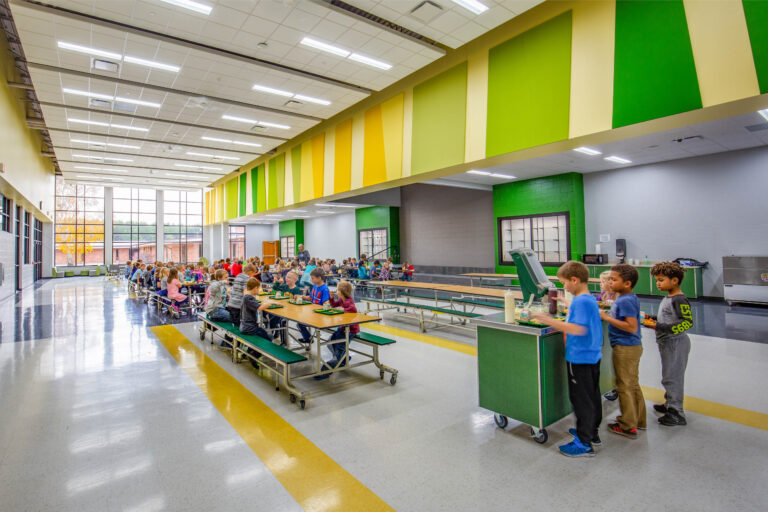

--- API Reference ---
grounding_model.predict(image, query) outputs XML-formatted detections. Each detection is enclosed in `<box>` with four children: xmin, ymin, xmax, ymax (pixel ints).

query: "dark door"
<box><xmin>15</xmin><ymin>206</ymin><xmax>22</xmax><ymax>291</ymax></box>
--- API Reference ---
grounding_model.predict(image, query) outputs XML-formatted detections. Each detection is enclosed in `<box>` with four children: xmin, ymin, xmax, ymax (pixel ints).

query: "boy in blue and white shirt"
<box><xmin>297</xmin><ymin>268</ymin><xmax>330</xmax><ymax>343</ymax></box>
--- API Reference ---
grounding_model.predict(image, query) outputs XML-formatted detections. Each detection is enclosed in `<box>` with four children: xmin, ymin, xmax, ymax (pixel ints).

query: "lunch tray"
<box><xmin>266</xmin><ymin>304</ymin><xmax>285</xmax><ymax>310</ymax></box>
<box><xmin>288</xmin><ymin>300</ymin><xmax>312</xmax><ymax>306</ymax></box>
<box><xmin>313</xmin><ymin>308</ymin><xmax>344</xmax><ymax>315</ymax></box>
<box><xmin>268</xmin><ymin>295</ymin><xmax>290</xmax><ymax>300</ymax></box>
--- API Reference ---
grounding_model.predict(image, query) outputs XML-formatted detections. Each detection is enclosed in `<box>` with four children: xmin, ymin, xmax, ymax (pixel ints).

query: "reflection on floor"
<box><xmin>1</xmin><ymin>277</ymin><xmax>767</xmax><ymax>512</ymax></box>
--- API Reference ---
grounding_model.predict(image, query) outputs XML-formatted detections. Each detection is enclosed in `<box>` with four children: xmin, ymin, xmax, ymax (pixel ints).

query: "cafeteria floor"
<box><xmin>1</xmin><ymin>277</ymin><xmax>767</xmax><ymax>512</ymax></box>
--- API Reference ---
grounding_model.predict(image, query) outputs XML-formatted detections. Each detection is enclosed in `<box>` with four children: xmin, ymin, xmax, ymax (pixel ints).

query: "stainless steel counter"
<box><xmin>471</xmin><ymin>312</ymin><xmax>557</xmax><ymax>335</ymax></box>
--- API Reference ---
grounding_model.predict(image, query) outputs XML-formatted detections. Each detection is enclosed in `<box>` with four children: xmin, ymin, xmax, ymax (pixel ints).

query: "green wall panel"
<box><xmin>355</xmin><ymin>206</ymin><xmax>400</xmax><ymax>263</ymax></box>
<box><xmin>492</xmin><ymin>173</ymin><xmax>585</xmax><ymax>274</ymax></box>
<box><xmin>613</xmin><ymin>0</ymin><xmax>702</xmax><ymax>128</ymax></box>
<box><xmin>275</xmin><ymin>153</ymin><xmax>285</xmax><ymax>207</ymax></box>
<box><xmin>486</xmin><ymin>11</ymin><xmax>572</xmax><ymax>158</ymax></box>
<box><xmin>743</xmin><ymin>0</ymin><xmax>768</xmax><ymax>93</ymax></box>
<box><xmin>411</xmin><ymin>62</ymin><xmax>467</xmax><ymax>175</ymax></box>
<box><xmin>238</xmin><ymin>173</ymin><xmax>246</xmax><ymax>217</ymax></box>
<box><xmin>250</xmin><ymin>166</ymin><xmax>258</xmax><ymax>214</ymax></box>
<box><xmin>291</xmin><ymin>146</ymin><xmax>302</xmax><ymax>205</ymax></box>
<box><xmin>224</xmin><ymin>177</ymin><xmax>238</xmax><ymax>220</ymax></box>
<box><xmin>278</xmin><ymin>219</ymin><xmax>304</xmax><ymax>253</ymax></box>
<box><xmin>267</xmin><ymin>157</ymin><xmax>278</xmax><ymax>210</ymax></box>
<box><xmin>256</xmin><ymin>164</ymin><xmax>267</xmax><ymax>213</ymax></box>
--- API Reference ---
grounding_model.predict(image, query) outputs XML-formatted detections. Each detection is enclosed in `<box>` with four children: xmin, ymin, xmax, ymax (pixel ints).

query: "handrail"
<box><xmin>367</xmin><ymin>245</ymin><xmax>399</xmax><ymax>260</ymax></box>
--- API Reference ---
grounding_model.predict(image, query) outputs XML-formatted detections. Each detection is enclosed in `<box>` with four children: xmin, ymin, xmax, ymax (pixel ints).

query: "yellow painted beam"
<box><xmin>350</xmin><ymin>112</ymin><xmax>365</xmax><ymax>190</ymax></box>
<box><xmin>323</xmin><ymin>128</ymin><xmax>334</xmax><ymax>197</ymax></box>
<box><xmin>381</xmin><ymin>94</ymin><xmax>404</xmax><ymax>182</ymax></box>
<box><xmin>150</xmin><ymin>325</ymin><xmax>394</xmax><ymax>512</ymax></box>
<box><xmin>465</xmin><ymin>51</ymin><xmax>489</xmax><ymax>163</ymax></box>
<box><xmin>683</xmin><ymin>0</ymin><xmax>760</xmax><ymax>107</ymax></box>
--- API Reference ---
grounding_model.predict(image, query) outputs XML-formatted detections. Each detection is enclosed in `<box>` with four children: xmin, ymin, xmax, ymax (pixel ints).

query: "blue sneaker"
<box><xmin>569</xmin><ymin>428</ymin><xmax>601</xmax><ymax>446</ymax></box>
<box><xmin>559</xmin><ymin>438</ymin><xmax>595</xmax><ymax>457</ymax></box>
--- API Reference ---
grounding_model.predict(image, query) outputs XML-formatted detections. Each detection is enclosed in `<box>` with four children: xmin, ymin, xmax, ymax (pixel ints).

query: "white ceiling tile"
<box><xmin>253</xmin><ymin>0</ymin><xmax>293</xmax><ymax>24</ymax></box>
<box><xmin>312</xmin><ymin>18</ymin><xmax>348</xmax><ymax>41</ymax></box>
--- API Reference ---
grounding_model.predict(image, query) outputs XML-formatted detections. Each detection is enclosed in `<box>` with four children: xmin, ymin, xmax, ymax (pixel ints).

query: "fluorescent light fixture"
<box><xmin>107</xmin><ymin>143</ymin><xmax>141</xmax><ymax>150</ymax></box>
<box><xmin>123</xmin><ymin>55</ymin><xmax>180</xmax><ymax>72</ymax></box>
<box><xmin>313</xmin><ymin>203</ymin><xmax>356</xmax><ymax>208</ymax></box>
<box><xmin>72</xmin><ymin>154</ymin><xmax>133</xmax><ymax>162</ymax></box>
<box><xmin>159</xmin><ymin>0</ymin><xmax>212</xmax><ymax>15</ymax></box>
<box><xmin>165</xmin><ymin>172</ymin><xmax>210</xmax><ymax>179</ymax></box>
<box><xmin>604</xmin><ymin>156</ymin><xmax>632</xmax><ymax>164</ymax></box>
<box><xmin>70</xmin><ymin>139</ymin><xmax>105</xmax><ymax>146</ymax></box>
<box><xmin>76</xmin><ymin>174</ymin><xmax>125</xmax><ymax>181</ymax></box>
<box><xmin>252</xmin><ymin>84</ymin><xmax>293</xmax><ymax>97</ymax></box>
<box><xmin>62</xmin><ymin>88</ymin><xmax>113</xmax><ymax>100</ymax></box>
<box><xmin>174</xmin><ymin>163</ymin><xmax>223</xmax><ymax>171</ymax></box>
<box><xmin>67</xmin><ymin>118</ymin><xmax>148</xmax><ymax>132</ymax></box>
<box><xmin>258</xmin><ymin>121</ymin><xmax>291</xmax><ymax>130</ymax></box>
<box><xmin>573</xmin><ymin>146</ymin><xmax>602</xmax><ymax>156</ymax></box>
<box><xmin>216</xmin><ymin>155</ymin><xmax>240</xmax><ymax>161</ymax></box>
<box><xmin>758</xmin><ymin>109</ymin><xmax>768</xmax><ymax>122</ymax></box>
<box><xmin>186</xmin><ymin>151</ymin><xmax>214</xmax><ymax>158</ymax></box>
<box><xmin>293</xmin><ymin>94</ymin><xmax>331</xmax><ymax>106</ymax></box>
<box><xmin>201</xmin><ymin>136</ymin><xmax>231</xmax><ymax>143</ymax></box>
<box><xmin>114</xmin><ymin>96</ymin><xmax>162</xmax><ymax>108</ymax></box>
<box><xmin>73</xmin><ymin>166</ymin><xmax>130</xmax><ymax>173</ymax></box>
<box><xmin>316</xmin><ymin>210</ymin><xmax>335</xmax><ymax>214</ymax></box>
<box><xmin>110</xmin><ymin>123</ymin><xmax>149</xmax><ymax>132</ymax></box>
<box><xmin>103</xmin><ymin>157</ymin><xmax>133</xmax><ymax>162</ymax></box>
<box><xmin>349</xmin><ymin>53</ymin><xmax>392</xmax><ymax>70</ymax></box>
<box><xmin>300</xmin><ymin>37</ymin><xmax>349</xmax><ymax>58</ymax></box>
<box><xmin>231</xmin><ymin>140</ymin><xmax>262</xmax><ymax>147</ymax></box>
<box><xmin>201</xmin><ymin>136</ymin><xmax>263</xmax><ymax>148</ymax></box>
<box><xmin>467</xmin><ymin>170</ymin><xmax>491</xmax><ymax>175</ymax></box>
<box><xmin>287</xmin><ymin>209</ymin><xmax>306</xmax><ymax>213</ymax></box>
<box><xmin>489</xmin><ymin>173</ymin><xmax>517</xmax><ymax>179</ymax></box>
<box><xmin>221</xmin><ymin>114</ymin><xmax>257</xmax><ymax>124</ymax></box>
<box><xmin>57</xmin><ymin>41</ymin><xmax>122</xmax><ymax>60</ymax></box>
<box><xmin>450</xmin><ymin>0</ymin><xmax>489</xmax><ymax>15</ymax></box>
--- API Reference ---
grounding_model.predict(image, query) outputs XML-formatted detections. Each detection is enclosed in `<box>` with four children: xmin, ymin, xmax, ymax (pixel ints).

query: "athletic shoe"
<box><xmin>653</xmin><ymin>404</ymin><xmax>668</xmax><ymax>414</ymax></box>
<box><xmin>608</xmin><ymin>422</ymin><xmax>638</xmax><ymax>439</ymax></box>
<box><xmin>559</xmin><ymin>438</ymin><xmax>595</xmax><ymax>458</ymax></box>
<box><xmin>658</xmin><ymin>408</ymin><xmax>687</xmax><ymax>426</ymax></box>
<box><xmin>569</xmin><ymin>428</ymin><xmax>601</xmax><ymax>446</ymax></box>
<box><xmin>313</xmin><ymin>364</ymin><xmax>333</xmax><ymax>380</ymax></box>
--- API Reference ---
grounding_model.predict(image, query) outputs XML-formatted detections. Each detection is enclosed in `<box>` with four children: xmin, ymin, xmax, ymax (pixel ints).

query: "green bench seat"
<box><xmin>207</xmin><ymin>318</ymin><xmax>307</xmax><ymax>364</ymax></box>
<box><xmin>451</xmin><ymin>297</ymin><xmax>504</xmax><ymax>309</ymax></box>
<box><xmin>355</xmin><ymin>331</ymin><xmax>396</xmax><ymax>346</ymax></box>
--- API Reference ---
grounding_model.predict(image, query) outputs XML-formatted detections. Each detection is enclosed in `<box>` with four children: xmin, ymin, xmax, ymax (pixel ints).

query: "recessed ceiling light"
<box><xmin>349</xmin><ymin>53</ymin><xmax>392</xmax><ymax>70</ymax></box>
<box><xmin>293</xmin><ymin>94</ymin><xmax>331</xmax><ymax>106</ymax></box>
<box><xmin>604</xmin><ymin>156</ymin><xmax>632</xmax><ymax>164</ymax></box>
<box><xmin>450</xmin><ymin>0</ymin><xmax>489</xmax><ymax>15</ymax></box>
<box><xmin>73</xmin><ymin>166</ymin><xmax>130</xmax><ymax>173</ymax></box>
<box><xmin>114</xmin><ymin>96</ymin><xmax>162</xmax><ymax>108</ymax></box>
<box><xmin>231</xmin><ymin>140</ymin><xmax>262</xmax><ymax>147</ymax></box>
<box><xmin>316</xmin><ymin>210</ymin><xmax>335</xmax><ymax>214</ymax></box>
<box><xmin>489</xmin><ymin>173</ymin><xmax>517</xmax><ymax>179</ymax></box>
<box><xmin>67</xmin><ymin>118</ymin><xmax>149</xmax><ymax>132</ymax></box>
<box><xmin>222</xmin><ymin>114</ymin><xmax>257</xmax><ymax>124</ymax></box>
<box><xmin>62</xmin><ymin>88</ymin><xmax>113</xmax><ymax>101</ymax></box>
<box><xmin>258</xmin><ymin>121</ymin><xmax>291</xmax><ymax>130</ymax></box>
<box><xmin>200</xmin><ymin>136</ymin><xmax>262</xmax><ymax>148</ymax></box>
<box><xmin>467</xmin><ymin>170</ymin><xmax>491</xmax><ymax>175</ymax></box>
<box><xmin>252</xmin><ymin>84</ymin><xmax>293</xmax><ymax>97</ymax></box>
<box><xmin>573</xmin><ymin>146</ymin><xmax>602</xmax><ymax>156</ymax></box>
<box><xmin>201</xmin><ymin>136</ymin><xmax>231</xmax><ymax>143</ymax></box>
<box><xmin>70</xmin><ymin>139</ymin><xmax>106</xmax><ymax>146</ymax></box>
<box><xmin>76</xmin><ymin>174</ymin><xmax>125</xmax><ymax>181</ymax></box>
<box><xmin>107</xmin><ymin>142</ymin><xmax>141</xmax><ymax>150</ymax></box>
<box><xmin>174</xmin><ymin>163</ymin><xmax>223</xmax><ymax>171</ymax></box>
<box><xmin>158</xmin><ymin>0</ymin><xmax>212</xmax><ymax>16</ymax></box>
<box><xmin>300</xmin><ymin>37</ymin><xmax>350</xmax><ymax>57</ymax></box>
<box><xmin>57</xmin><ymin>41</ymin><xmax>122</xmax><ymax>60</ymax></box>
<box><xmin>186</xmin><ymin>151</ymin><xmax>214</xmax><ymax>158</ymax></box>
<box><xmin>72</xmin><ymin>154</ymin><xmax>133</xmax><ymax>162</ymax></box>
<box><xmin>288</xmin><ymin>209</ymin><xmax>306</xmax><ymax>213</ymax></box>
<box><xmin>758</xmin><ymin>109</ymin><xmax>768</xmax><ymax>122</ymax></box>
<box><xmin>123</xmin><ymin>55</ymin><xmax>180</xmax><ymax>72</ymax></box>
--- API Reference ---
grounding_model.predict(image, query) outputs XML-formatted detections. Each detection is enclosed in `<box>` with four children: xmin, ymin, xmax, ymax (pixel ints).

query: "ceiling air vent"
<box><xmin>409</xmin><ymin>1</ymin><xmax>444</xmax><ymax>24</ymax></box>
<box><xmin>113</xmin><ymin>101</ymin><xmax>137</xmax><ymax>114</ymax></box>
<box><xmin>251</xmin><ymin>125</ymin><xmax>267</xmax><ymax>133</ymax></box>
<box><xmin>92</xmin><ymin>58</ymin><xmax>119</xmax><ymax>73</ymax></box>
<box><xmin>89</xmin><ymin>98</ymin><xmax>112</xmax><ymax>109</ymax></box>
<box><xmin>745</xmin><ymin>123</ymin><xmax>768</xmax><ymax>132</ymax></box>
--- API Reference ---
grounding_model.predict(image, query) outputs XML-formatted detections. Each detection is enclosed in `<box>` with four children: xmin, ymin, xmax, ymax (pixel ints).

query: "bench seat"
<box><xmin>206</xmin><ymin>318</ymin><xmax>307</xmax><ymax>364</ymax></box>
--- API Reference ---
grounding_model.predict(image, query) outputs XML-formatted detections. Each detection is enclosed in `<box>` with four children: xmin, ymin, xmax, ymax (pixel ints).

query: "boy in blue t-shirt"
<box><xmin>534</xmin><ymin>261</ymin><xmax>603</xmax><ymax>457</ymax></box>
<box><xmin>297</xmin><ymin>268</ymin><xmax>330</xmax><ymax>343</ymax></box>
<box><xmin>600</xmin><ymin>264</ymin><xmax>645</xmax><ymax>439</ymax></box>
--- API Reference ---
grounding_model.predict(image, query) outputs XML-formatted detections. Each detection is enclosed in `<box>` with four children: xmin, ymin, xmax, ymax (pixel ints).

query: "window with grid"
<box><xmin>498</xmin><ymin>212</ymin><xmax>570</xmax><ymax>266</ymax></box>
<box><xmin>164</xmin><ymin>190</ymin><xmax>203</xmax><ymax>263</ymax></box>
<box><xmin>23</xmin><ymin>212</ymin><xmax>31</xmax><ymax>264</ymax></box>
<box><xmin>229</xmin><ymin>225</ymin><xmax>245</xmax><ymax>260</ymax></box>
<box><xmin>112</xmin><ymin>188</ymin><xmax>156</xmax><ymax>264</ymax></box>
<box><xmin>0</xmin><ymin>194</ymin><xmax>11</xmax><ymax>233</ymax></box>
<box><xmin>55</xmin><ymin>178</ymin><xmax>105</xmax><ymax>266</ymax></box>
<box><xmin>34</xmin><ymin>219</ymin><xmax>42</xmax><ymax>280</ymax></box>
<box><xmin>358</xmin><ymin>228</ymin><xmax>388</xmax><ymax>259</ymax></box>
<box><xmin>280</xmin><ymin>236</ymin><xmax>295</xmax><ymax>259</ymax></box>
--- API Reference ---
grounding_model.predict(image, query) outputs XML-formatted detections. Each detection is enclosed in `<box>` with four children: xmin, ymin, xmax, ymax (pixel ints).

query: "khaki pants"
<box><xmin>612</xmin><ymin>344</ymin><xmax>646</xmax><ymax>430</ymax></box>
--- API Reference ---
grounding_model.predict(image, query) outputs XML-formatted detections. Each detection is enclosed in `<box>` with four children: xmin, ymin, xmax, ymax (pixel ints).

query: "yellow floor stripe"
<box><xmin>369</xmin><ymin>324</ymin><xmax>768</xmax><ymax>432</ymax></box>
<box><xmin>150</xmin><ymin>325</ymin><xmax>393</xmax><ymax>512</ymax></box>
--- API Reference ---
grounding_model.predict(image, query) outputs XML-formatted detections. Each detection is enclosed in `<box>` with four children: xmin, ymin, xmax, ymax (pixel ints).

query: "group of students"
<box><xmin>125</xmin><ymin>259</ymin><xmax>209</xmax><ymax>310</ymax></box>
<box><xmin>533</xmin><ymin>260</ymin><xmax>693</xmax><ymax>457</ymax></box>
<box><xmin>336</xmin><ymin>255</ymin><xmax>415</xmax><ymax>281</ymax></box>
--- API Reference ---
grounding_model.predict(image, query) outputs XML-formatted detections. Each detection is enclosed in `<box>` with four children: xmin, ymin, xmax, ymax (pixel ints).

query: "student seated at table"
<box><xmin>205</xmin><ymin>269</ymin><xmax>231</xmax><ymax>323</ymax></box>
<box><xmin>131</xmin><ymin>263</ymin><xmax>146</xmax><ymax>284</ymax></box>
<box><xmin>314</xmin><ymin>280</ymin><xmax>359</xmax><ymax>380</ymax></box>
<box><xmin>400</xmin><ymin>260</ymin><xmax>414</xmax><ymax>281</ymax></box>
<box><xmin>166</xmin><ymin>268</ymin><xmax>188</xmax><ymax>312</ymax></box>
<box><xmin>370</xmin><ymin>260</ymin><xmax>382</xmax><ymax>279</ymax></box>
<box><xmin>260</xmin><ymin>264</ymin><xmax>274</xmax><ymax>283</ymax></box>
<box><xmin>299</xmin><ymin>259</ymin><xmax>317</xmax><ymax>291</ymax></box>
<box><xmin>228</xmin><ymin>264</ymin><xmax>258</xmax><ymax>326</ymax></box>
<box><xmin>357</xmin><ymin>261</ymin><xmax>369</xmax><ymax>280</ymax></box>
<box><xmin>156</xmin><ymin>268</ymin><xmax>170</xmax><ymax>297</ymax></box>
<box><xmin>241</xmin><ymin>279</ymin><xmax>270</xmax><ymax>337</ymax></box>
<box><xmin>143</xmin><ymin>265</ymin><xmax>154</xmax><ymax>289</ymax></box>
<box><xmin>262</xmin><ymin>271</ymin><xmax>302</xmax><ymax>345</ymax></box>
<box><xmin>297</xmin><ymin>268</ymin><xmax>330</xmax><ymax>343</ymax></box>
<box><xmin>379</xmin><ymin>261</ymin><xmax>391</xmax><ymax>281</ymax></box>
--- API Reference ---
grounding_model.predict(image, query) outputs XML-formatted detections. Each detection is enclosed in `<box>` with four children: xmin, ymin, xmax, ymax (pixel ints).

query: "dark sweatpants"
<box><xmin>227</xmin><ymin>306</ymin><xmax>241</xmax><ymax>327</ymax></box>
<box><xmin>567</xmin><ymin>361</ymin><xmax>602</xmax><ymax>445</ymax></box>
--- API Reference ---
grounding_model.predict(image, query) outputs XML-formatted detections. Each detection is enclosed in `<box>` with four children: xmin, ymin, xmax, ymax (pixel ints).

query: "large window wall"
<box><xmin>55</xmin><ymin>178</ymin><xmax>105</xmax><ymax>266</ymax></box>
<box><xmin>164</xmin><ymin>190</ymin><xmax>203</xmax><ymax>263</ymax></box>
<box><xmin>112</xmin><ymin>188</ymin><xmax>157</xmax><ymax>264</ymax></box>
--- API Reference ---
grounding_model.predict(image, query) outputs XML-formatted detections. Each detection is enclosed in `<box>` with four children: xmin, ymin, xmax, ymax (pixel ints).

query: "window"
<box><xmin>55</xmin><ymin>178</ymin><xmax>105</xmax><ymax>266</ymax></box>
<box><xmin>164</xmin><ymin>189</ymin><xmax>203</xmax><ymax>263</ymax></box>
<box><xmin>34</xmin><ymin>219</ymin><xmax>42</xmax><ymax>281</ymax></box>
<box><xmin>498</xmin><ymin>212</ymin><xmax>570</xmax><ymax>266</ymax></box>
<box><xmin>0</xmin><ymin>194</ymin><xmax>11</xmax><ymax>233</ymax></box>
<box><xmin>280</xmin><ymin>235</ymin><xmax>295</xmax><ymax>259</ymax></box>
<box><xmin>23</xmin><ymin>212</ymin><xmax>31</xmax><ymax>264</ymax></box>
<box><xmin>358</xmin><ymin>228</ymin><xmax>388</xmax><ymax>259</ymax></box>
<box><xmin>112</xmin><ymin>188</ymin><xmax>156</xmax><ymax>264</ymax></box>
<box><xmin>229</xmin><ymin>225</ymin><xmax>245</xmax><ymax>260</ymax></box>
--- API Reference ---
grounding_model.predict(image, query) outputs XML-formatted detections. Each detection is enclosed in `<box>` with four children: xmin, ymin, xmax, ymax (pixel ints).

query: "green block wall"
<box><xmin>278</xmin><ymin>219</ymin><xmax>304</xmax><ymax>255</ymax></box>
<box><xmin>486</xmin><ymin>11</ymin><xmax>572</xmax><ymax>157</ymax></box>
<box><xmin>411</xmin><ymin>62</ymin><xmax>467</xmax><ymax>175</ymax></box>
<box><xmin>743</xmin><ymin>0</ymin><xmax>768</xmax><ymax>93</ymax></box>
<box><xmin>238</xmin><ymin>173</ymin><xmax>246</xmax><ymax>217</ymax></box>
<box><xmin>355</xmin><ymin>206</ymin><xmax>400</xmax><ymax>263</ymax></box>
<box><xmin>613</xmin><ymin>0</ymin><xmax>701</xmax><ymax>128</ymax></box>
<box><xmin>493</xmin><ymin>173</ymin><xmax>586</xmax><ymax>274</ymax></box>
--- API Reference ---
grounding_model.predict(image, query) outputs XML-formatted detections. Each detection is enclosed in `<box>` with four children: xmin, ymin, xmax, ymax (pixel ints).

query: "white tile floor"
<box><xmin>1</xmin><ymin>278</ymin><xmax>767</xmax><ymax>511</ymax></box>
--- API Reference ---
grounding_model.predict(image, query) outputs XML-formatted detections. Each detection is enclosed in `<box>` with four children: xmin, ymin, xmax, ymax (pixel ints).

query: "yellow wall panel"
<box><xmin>381</xmin><ymin>93</ymin><xmax>404</xmax><ymax>182</ymax></box>
<box><xmin>300</xmin><ymin>140</ymin><xmax>313</xmax><ymax>202</ymax></box>
<box><xmin>284</xmin><ymin>149</ymin><xmax>294</xmax><ymax>206</ymax></box>
<box><xmin>401</xmin><ymin>89</ymin><xmax>413</xmax><ymax>177</ymax></box>
<box><xmin>334</xmin><ymin>119</ymin><xmax>353</xmax><ymax>193</ymax></box>
<box><xmin>351</xmin><ymin>113</ymin><xmax>365</xmax><ymax>190</ymax></box>
<box><xmin>684</xmin><ymin>0</ymin><xmax>759</xmax><ymax>107</ymax></box>
<box><xmin>465</xmin><ymin>52</ymin><xmax>489</xmax><ymax>162</ymax></box>
<box><xmin>311</xmin><ymin>133</ymin><xmax>325</xmax><ymax>199</ymax></box>
<box><xmin>569</xmin><ymin>0</ymin><xmax>615</xmax><ymax>138</ymax></box>
<box><xmin>323</xmin><ymin>129</ymin><xmax>334</xmax><ymax>196</ymax></box>
<box><xmin>363</xmin><ymin>104</ymin><xmax>387</xmax><ymax>187</ymax></box>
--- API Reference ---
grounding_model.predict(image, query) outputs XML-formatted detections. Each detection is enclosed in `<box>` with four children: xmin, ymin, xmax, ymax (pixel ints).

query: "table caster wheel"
<box><xmin>299</xmin><ymin>400</ymin><xmax>306</xmax><ymax>410</ymax></box>
<box><xmin>289</xmin><ymin>394</ymin><xmax>296</xmax><ymax>403</ymax></box>
<box><xmin>199</xmin><ymin>330</ymin><xmax>206</xmax><ymax>341</ymax></box>
<box><xmin>379</xmin><ymin>370</ymin><xmax>385</xmax><ymax>380</ymax></box>
<box><xmin>390</xmin><ymin>374</ymin><xmax>397</xmax><ymax>385</ymax></box>
<box><xmin>530</xmin><ymin>427</ymin><xmax>548</xmax><ymax>444</ymax></box>
<box><xmin>604</xmin><ymin>389</ymin><xmax>618</xmax><ymax>401</ymax></box>
<box><xmin>494</xmin><ymin>414</ymin><xmax>508</xmax><ymax>429</ymax></box>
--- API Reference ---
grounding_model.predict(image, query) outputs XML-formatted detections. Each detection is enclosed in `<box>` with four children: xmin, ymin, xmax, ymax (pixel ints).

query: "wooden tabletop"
<box><xmin>258</xmin><ymin>299</ymin><xmax>382</xmax><ymax>329</ymax></box>
<box><xmin>461</xmin><ymin>272</ymin><xmax>601</xmax><ymax>284</ymax></box>
<box><xmin>367</xmin><ymin>281</ymin><xmax>523</xmax><ymax>299</ymax></box>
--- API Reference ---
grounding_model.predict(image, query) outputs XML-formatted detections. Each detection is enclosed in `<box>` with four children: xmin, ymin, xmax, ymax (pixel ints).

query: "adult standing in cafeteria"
<box><xmin>297</xmin><ymin>244</ymin><xmax>310</xmax><ymax>265</ymax></box>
